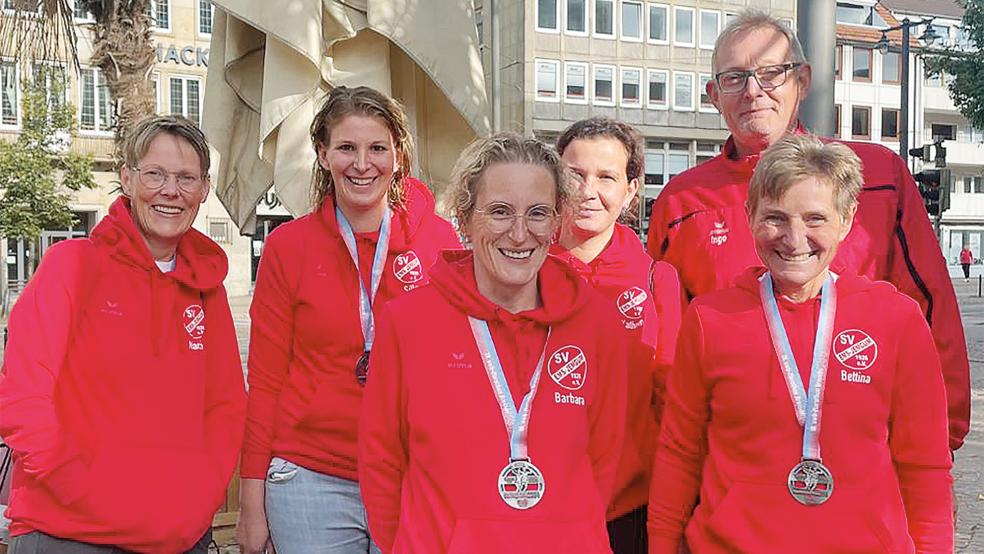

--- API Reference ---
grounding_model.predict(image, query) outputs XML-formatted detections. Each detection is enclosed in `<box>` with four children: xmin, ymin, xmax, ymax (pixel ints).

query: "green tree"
<box><xmin>0</xmin><ymin>71</ymin><xmax>95</xmax><ymax>241</ymax></box>
<box><xmin>923</xmin><ymin>0</ymin><xmax>984</xmax><ymax>130</ymax></box>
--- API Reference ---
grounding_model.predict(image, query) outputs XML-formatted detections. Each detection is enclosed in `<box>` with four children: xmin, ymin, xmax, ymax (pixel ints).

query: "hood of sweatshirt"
<box><xmin>550</xmin><ymin>223</ymin><xmax>651</xmax><ymax>282</ymax></box>
<box><xmin>429</xmin><ymin>249</ymin><xmax>593</xmax><ymax>325</ymax></box>
<box><xmin>315</xmin><ymin>177</ymin><xmax>440</xmax><ymax>252</ymax></box>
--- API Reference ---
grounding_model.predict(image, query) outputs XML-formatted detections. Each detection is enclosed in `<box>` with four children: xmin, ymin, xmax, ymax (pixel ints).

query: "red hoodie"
<box><xmin>550</xmin><ymin>223</ymin><xmax>683</xmax><ymax>519</ymax></box>
<box><xmin>359</xmin><ymin>251</ymin><xmax>629</xmax><ymax>553</ymax></box>
<box><xmin>242</xmin><ymin>178</ymin><xmax>460</xmax><ymax>481</ymax></box>
<box><xmin>0</xmin><ymin>197</ymin><xmax>247</xmax><ymax>553</ymax></box>
<box><xmin>647</xmin><ymin>136</ymin><xmax>970</xmax><ymax>450</ymax></box>
<box><xmin>648</xmin><ymin>268</ymin><xmax>953</xmax><ymax>554</ymax></box>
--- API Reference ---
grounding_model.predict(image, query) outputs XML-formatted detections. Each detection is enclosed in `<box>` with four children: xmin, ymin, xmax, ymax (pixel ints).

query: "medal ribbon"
<box><xmin>468</xmin><ymin>317</ymin><xmax>551</xmax><ymax>461</ymax></box>
<box><xmin>759</xmin><ymin>272</ymin><xmax>837</xmax><ymax>461</ymax></box>
<box><xmin>336</xmin><ymin>205</ymin><xmax>392</xmax><ymax>352</ymax></box>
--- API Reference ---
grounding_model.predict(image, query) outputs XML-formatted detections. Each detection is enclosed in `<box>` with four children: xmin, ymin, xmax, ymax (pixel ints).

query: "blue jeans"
<box><xmin>265</xmin><ymin>457</ymin><xmax>382</xmax><ymax>554</ymax></box>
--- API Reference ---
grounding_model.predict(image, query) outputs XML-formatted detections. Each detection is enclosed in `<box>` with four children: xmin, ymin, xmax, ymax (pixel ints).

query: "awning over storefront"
<box><xmin>203</xmin><ymin>0</ymin><xmax>491</xmax><ymax>231</ymax></box>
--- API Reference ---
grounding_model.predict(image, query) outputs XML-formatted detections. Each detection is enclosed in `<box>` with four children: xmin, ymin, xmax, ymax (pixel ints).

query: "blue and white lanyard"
<box><xmin>336</xmin><ymin>205</ymin><xmax>392</xmax><ymax>352</ymax></box>
<box><xmin>468</xmin><ymin>317</ymin><xmax>551</xmax><ymax>461</ymax></box>
<box><xmin>758</xmin><ymin>272</ymin><xmax>837</xmax><ymax>461</ymax></box>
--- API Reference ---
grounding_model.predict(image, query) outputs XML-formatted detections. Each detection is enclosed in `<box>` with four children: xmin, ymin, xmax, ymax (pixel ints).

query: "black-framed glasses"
<box><xmin>474</xmin><ymin>203</ymin><xmax>559</xmax><ymax>236</ymax></box>
<box><xmin>130</xmin><ymin>166</ymin><xmax>205</xmax><ymax>194</ymax></box>
<box><xmin>714</xmin><ymin>63</ymin><xmax>803</xmax><ymax>94</ymax></box>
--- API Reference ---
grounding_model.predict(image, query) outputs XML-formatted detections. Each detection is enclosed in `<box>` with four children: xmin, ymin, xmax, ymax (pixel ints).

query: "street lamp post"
<box><xmin>876</xmin><ymin>19</ymin><xmax>938</xmax><ymax>160</ymax></box>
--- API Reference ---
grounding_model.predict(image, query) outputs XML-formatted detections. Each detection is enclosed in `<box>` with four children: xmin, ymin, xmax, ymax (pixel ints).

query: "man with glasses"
<box><xmin>646</xmin><ymin>11</ymin><xmax>970</xmax><ymax>455</ymax></box>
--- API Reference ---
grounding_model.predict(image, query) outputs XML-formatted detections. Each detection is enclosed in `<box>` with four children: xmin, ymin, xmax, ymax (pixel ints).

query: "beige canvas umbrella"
<box><xmin>203</xmin><ymin>0</ymin><xmax>491</xmax><ymax>231</ymax></box>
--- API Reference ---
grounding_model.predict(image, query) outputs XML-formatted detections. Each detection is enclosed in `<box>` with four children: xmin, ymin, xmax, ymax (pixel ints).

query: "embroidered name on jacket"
<box><xmin>183</xmin><ymin>304</ymin><xmax>205</xmax><ymax>351</ymax></box>
<box><xmin>709</xmin><ymin>221</ymin><xmax>729</xmax><ymax>246</ymax></box>
<box><xmin>834</xmin><ymin>329</ymin><xmax>878</xmax><ymax>384</ymax></box>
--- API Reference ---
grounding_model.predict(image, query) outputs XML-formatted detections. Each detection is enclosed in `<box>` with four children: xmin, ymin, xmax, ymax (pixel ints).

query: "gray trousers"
<box><xmin>7</xmin><ymin>530</ymin><xmax>212</xmax><ymax>554</ymax></box>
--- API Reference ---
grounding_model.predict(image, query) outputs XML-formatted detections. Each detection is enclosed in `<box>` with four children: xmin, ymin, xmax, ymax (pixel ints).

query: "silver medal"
<box><xmin>498</xmin><ymin>459</ymin><xmax>545</xmax><ymax>510</ymax></box>
<box><xmin>787</xmin><ymin>459</ymin><xmax>834</xmax><ymax>505</ymax></box>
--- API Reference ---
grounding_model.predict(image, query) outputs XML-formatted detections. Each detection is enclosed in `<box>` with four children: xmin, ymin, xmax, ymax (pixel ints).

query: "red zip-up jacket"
<box><xmin>242</xmin><ymin>178</ymin><xmax>460</xmax><ymax>480</ymax></box>
<box><xmin>648</xmin><ymin>268</ymin><xmax>953</xmax><ymax>554</ymax></box>
<box><xmin>359</xmin><ymin>251</ymin><xmax>628</xmax><ymax>553</ymax></box>
<box><xmin>0</xmin><ymin>197</ymin><xmax>246</xmax><ymax>553</ymax></box>
<box><xmin>550</xmin><ymin>223</ymin><xmax>683</xmax><ymax>519</ymax></box>
<box><xmin>647</xmin><ymin>136</ymin><xmax>970</xmax><ymax>450</ymax></box>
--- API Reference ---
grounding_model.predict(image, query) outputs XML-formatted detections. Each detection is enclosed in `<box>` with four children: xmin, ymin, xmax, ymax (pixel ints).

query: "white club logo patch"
<box><xmin>393</xmin><ymin>250</ymin><xmax>424</xmax><ymax>284</ymax></box>
<box><xmin>548</xmin><ymin>345</ymin><xmax>587</xmax><ymax>391</ymax></box>
<box><xmin>834</xmin><ymin>329</ymin><xmax>878</xmax><ymax>370</ymax></box>
<box><xmin>617</xmin><ymin>287</ymin><xmax>648</xmax><ymax>320</ymax></box>
<box><xmin>183</xmin><ymin>305</ymin><xmax>205</xmax><ymax>339</ymax></box>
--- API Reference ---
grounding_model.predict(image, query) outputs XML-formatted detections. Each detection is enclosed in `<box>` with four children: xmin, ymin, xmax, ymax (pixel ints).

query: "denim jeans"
<box><xmin>7</xmin><ymin>530</ymin><xmax>212</xmax><ymax>553</ymax></box>
<box><xmin>265</xmin><ymin>457</ymin><xmax>382</xmax><ymax>554</ymax></box>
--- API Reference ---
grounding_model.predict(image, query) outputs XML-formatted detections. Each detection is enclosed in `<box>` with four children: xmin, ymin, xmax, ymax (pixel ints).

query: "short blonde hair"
<box><xmin>446</xmin><ymin>133</ymin><xmax>576</xmax><ymax>239</ymax></box>
<box><xmin>123</xmin><ymin>115</ymin><xmax>210</xmax><ymax>176</ymax></box>
<box><xmin>748</xmin><ymin>134</ymin><xmax>862</xmax><ymax>220</ymax></box>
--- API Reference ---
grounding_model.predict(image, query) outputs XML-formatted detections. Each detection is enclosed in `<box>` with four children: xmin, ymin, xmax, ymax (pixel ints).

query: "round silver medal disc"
<box><xmin>498</xmin><ymin>459</ymin><xmax>545</xmax><ymax>510</ymax></box>
<box><xmin>787</xmin><ymin>459</ymin><xmax>834</xmax><ymax>505</ymax></box>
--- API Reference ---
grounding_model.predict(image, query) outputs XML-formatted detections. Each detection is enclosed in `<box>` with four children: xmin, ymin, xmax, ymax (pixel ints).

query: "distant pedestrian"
<box><xmin>960</xmin><ymin>246</ymin><xmax>973</xmax><ymax>282</ymax></box>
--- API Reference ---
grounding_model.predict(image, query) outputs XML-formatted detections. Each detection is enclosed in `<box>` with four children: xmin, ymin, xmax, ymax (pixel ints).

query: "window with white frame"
<box><xmin>564</xmin><ymin>62</ymin><xmax>588</xmax><ymax>103</ymax></box>
<box><xmin>170</xmin><ymin>76</ymin><xmax>201</xmax><ymax>125</ymax></box>
<box><xmin>198</xmin><ymin>0</ymin><xmax>213</xmax><ymax>35</ymax></box>
<box><xmin>673</xmin><ymin>72</ymin><xmax>694</xmax><ymax>110</ymax></box>
<box><xmin>537</xmin><ymin>0</ymin><xmax>559</xmax><ymax>32</ymax></box>
<box><xmin>147</xmin><ymin>0</ymin><xmax>171</xmax><ymax>30</ymax></box>
<box><xmin>74</xmin><ymin>0</ymin><xmax>93</xmax><ymax>20</ymax></box>
<box><xmin>208</xmin><ymin>219</ymin><xmax>232</xmax><ymax>243</ymax></box>
<box><xmin>647</xmin><ymin>69</ymin><xmax>668</xmax><ymax>108</ymax></box>
<box><xmin>699</xmin><ymin>10</ymin><xmax>720</xmax><ymax>49</ymax></box>
<box><xmin>668</xmin><ymin>150</ymin><xmax>690</xmax><ymax>179</ymax></box>
<box><xmin>835</xmin><ymin>3</ymin><xmax>886</xmax><ymax>27</ymax></box>
<box><xmin>725</xmin><ymin>12</ymin><xmax>738</xmax><ymax>25</ymax></box>
<box><xmin>645</xmin><ymin>151</ymin><xmax>664</xmax><ymax>187</ymax></box>
<box><xmin>1</xmin><ymin>61</ymin><xmax>18</xmax><ymax>127</ymax></box>
<box><xmin>80</xmin><ymin>68</ymin><xmax>114</xmax><ymax>132</ymax></box>
<box><xmin>594</xmin><ymin>0</ymin><xmax>614</xmax><ymax>37</ymax></box>
<box><xmin>648</xmin><ymin>4</ymin><xmax>668</xmax><ymax>43</ymax></box>
<box><xmin>151</xmin><ymin>74</ymin><xmax>161</xmax><ymax>112</ymax></box>
<box><xmin>621</xmin><ymin>67</ymin><xmax>642</xmax><ymax>107</ymax></box>
<box><xmin>535</xmin><ymin>59</ymin><xmax>560</xmax><ymax>101</ymax></box>
<box><xmin>699</xmin><ymin>74</ymin><xmax>714</xmax><ymax>111</ymax></box>
<box><xmin>565</xmin><ymin>0</ymin><xmax>586</xmax><ymax>34</ymax></box>
<box><xmin>674</xmin><ymin>6</ymin><xmax>695</xmax><ymax>47</ymax></box>
<box><xmin>593</xmin><ymin>64</ymin><xmax>615</xmax><ymax>105</ymax></box>
<box><xmin>621</xmin><ymin>1</ymin><xmax>643</xmax><ymax>41</ymax></box>
<box><xmin>32</xmin><ymin>63</ymin><xmax>67</xmax><ymax>111</ymax></box>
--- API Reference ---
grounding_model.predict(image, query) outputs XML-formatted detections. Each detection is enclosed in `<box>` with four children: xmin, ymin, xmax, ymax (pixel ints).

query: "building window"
<box><xmin>593</xmin><ymin>64</ymin><xmax>615</xmax><ymax>105</ymax></box>
<box><xmin>852</xmin><ymin>47</ymin><xmax>872</xmax><ymax>82</ymax></box>
<box><xmin>930</xmin><ymin>24</ymin><xmax>951</xmax><ymax>46</ymax></box>
<box><xmin>834</xmin><ymin>104</ymin><xmax>842</xmax><ymax>137</ymax></box>
<box><xmin>148</xmin><ymin>0</ymin><xmax>171</xmax><ymax>31</ymax></box>
<box><xmin>645</xmin><ymin>151</ymin><xmax>664</xmax><ymax>187</ymax></box>
<box><xmin>932</xmin><ymin>123</ymin><xmax>956</xmax><ymax>141</ymax></box>
<box><xmin>74</xmin><ymin>0</ymin><xmax>93</xmax><ymax>20</ymax></box>
<box><xmin>648</xmin><ymin>4</ymin><xmax>668</xmax><ymax>44</ymax></box>
<box><xmin>698</xmin><ymin>74</ymin><xmax>714</xmax><ymax>111</ymax></box>
<box><xmin>881</xmin><ymin>108</ymin><xmax>899</xmax><ymax>141</ymax></box>
<box><xmin>699</xmin><ymin>10</ymin><xmax>720</xmax><ymax>49</ymax></box>
<box><xmin>835</xmin><ymin>45</ymin><xmax>842</xmax><ymax>80</ymax></box>
<box><xmin>208</xmin><ymin>219</ymin><xmax>231</xmax><ymax>243</ymax></box>
<box><xmin>668</xmin><ymin>150</ymin><xmax>690</xmax><ymax>180</ymax></box>
<box><xmin>536</xmin><ymin>0</ymin><xmax>559</xmax><ymax>32</ymax></box>
<box><xmin>32</xmin><ymin>64</ymin><xmax>67</xmax><ymax>111</ymax></box>
<box><xmin>836</xmin><ymin>3</ymin><xmax>886</xmax><ymax>27</ymax></box>
<box><xmin>535</xmin><ymin>59</ymin><xmax>560</xmax><ymax>101</ymax></box>
<box><xmin>673</xmin><ymin>6</ymin><xmax>695</xmax><ymax>47</ymax></box>
<box><xmin>80</xmin><ymin>67</ymin><xmax>115</xmax><ymax>132</ymax></box>
<box><xmin>564</xmin><ymin>62</ymin><xmax>588</xmax><ymax>104</ymax></box>
<box><xmin>647</xmin><ymin>69</ymin><xmax>668</xmax><ymax>109</ymax></box>
<box><xmin>1</xmin><ymin>61</ymin><xmax>18</xmax><ymax>127</ymax></box>
<box><xmin>621</xmin><ymin>1</ymin><xmax>643</xmax><ymax>41</ymax></box>
<box><xmin>565</xmin><ymin>0</ymin><xmax>587</xmax><ymax>34</ymax></box>
<box><xmin>621</xmin><ymin>67</ymin><xmax>642</xmax><ymax>107</ymax></box>
<box><xmin>673</xmin><ymin>71</ymin><xmax>694</xmax><ymax>111</ymax></box>
<box><xmin>198</xmin><ymin>0</ymin><xmax>213</xmax><ymax>35</ymax></box>
<box><xmin>725</xmin><ymin>12</ymin><xmax>739</xmax><ymax>25</ymax></box>
<box><xmin>594</xmin><ymin>0</ymin><xmax>614</xmax><ymax>37</ymax></box>
<box><xmin>170</xmin><ymin>76</ymin><xmax>201</xmax><ymax>125</ymax></box>
<box><xmin>852</xmin><ymin>105</ymin><xmax>871</xmax><ymax>140</ymax></box>
<box><xmin>882</xmin><ymin>51</ymin><xmax>900</xmax><ymax>84</ymax></box>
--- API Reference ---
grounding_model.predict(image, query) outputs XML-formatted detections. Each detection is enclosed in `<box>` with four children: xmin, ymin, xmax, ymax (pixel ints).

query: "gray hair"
<box><xmin>712</xmin><ymin>10</ymin><xmax>807</xmax><ymax>74</ymax></box>
<box><xmin>123</xmin><ymin>115</ymin><xmax>210</xmax><ymax>176</ymax></box>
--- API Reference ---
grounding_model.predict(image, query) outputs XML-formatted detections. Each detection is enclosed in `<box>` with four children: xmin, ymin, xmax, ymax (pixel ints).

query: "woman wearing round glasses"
<box><xmin>359</xmin><ymin>133</ymin><xmax>629</xmax><ymax>553</ymax></box>
<box><xmin>647</xmin><ymin>134</ymin><xmax>953</xmax><ymax>553</ymax></box>
<box><xmin>0</xmin><ymin>115</ymin><xmax>246</xmax><ymax>553</ymax></box>
<box><xmin>237</xmin><ymin>86</ymin><xmax>460</xmax><ymax>554</ymax></box>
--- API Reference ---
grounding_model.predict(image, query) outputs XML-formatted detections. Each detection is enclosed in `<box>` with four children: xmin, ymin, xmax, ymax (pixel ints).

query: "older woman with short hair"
<box><xmin>647</xmin><ymin>134</ymin><xmax>953</xmax><ymax>553</ymax></box>
<box><xmin>0</xmin><ymin>115</ymin><xmax>246</xmax><ymax>554</ymax></box>
<box><xmin>359</xmin><ymin>133</ymin><xmax>629</xmax><ymax>553</ymax></box>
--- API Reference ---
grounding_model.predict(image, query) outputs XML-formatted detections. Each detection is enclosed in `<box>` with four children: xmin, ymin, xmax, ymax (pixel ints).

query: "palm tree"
<box><xmin>1</xmin><ymin>0</ymin><xmax>157</xmax><ymax>161</ymax></box>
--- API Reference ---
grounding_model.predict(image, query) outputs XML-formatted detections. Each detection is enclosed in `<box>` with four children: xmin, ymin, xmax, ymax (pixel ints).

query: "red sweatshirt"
<box><xmin>648</xmin><ymin>268</ymin><xmax>953</xmax><ymax>554</ymax></box>
<box><xmin>647</xmin><ymin>136</ymin><xmax>970</xmax><ymax>450</ymax></box>
<box><xmin>550</xmin><ymin>223</ymin><xmax>683</xmax><ymax>519</ymax></box>
<box><xmin>359</xmin><ymin>251</ymin><xmax>628</xmax><ymax>554</ymax></box>
<box><xmin>0</xmin><ymin>197</ymin><xmax>247</xmax><ymax>553</ymax></box>
<box><xmin>243</xmin><ymin>178</ymin><xmax>460</xmax><ymax>481</ymax></box>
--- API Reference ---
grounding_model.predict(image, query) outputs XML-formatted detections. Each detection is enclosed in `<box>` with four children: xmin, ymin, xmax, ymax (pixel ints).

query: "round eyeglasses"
<box><xmin>714</xmin><ymin>63</ymin><xmax>803</xmax><ymax>94</ymax></box>
<box><xmin>474</xmin><ymin>204</ymin><xmax>558</xmax><ymax>236</ymax></box>
<box><xmin>130</xmin><ymin>166</ymin><xmax>205</xmax><ymax>194</ymax></box>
